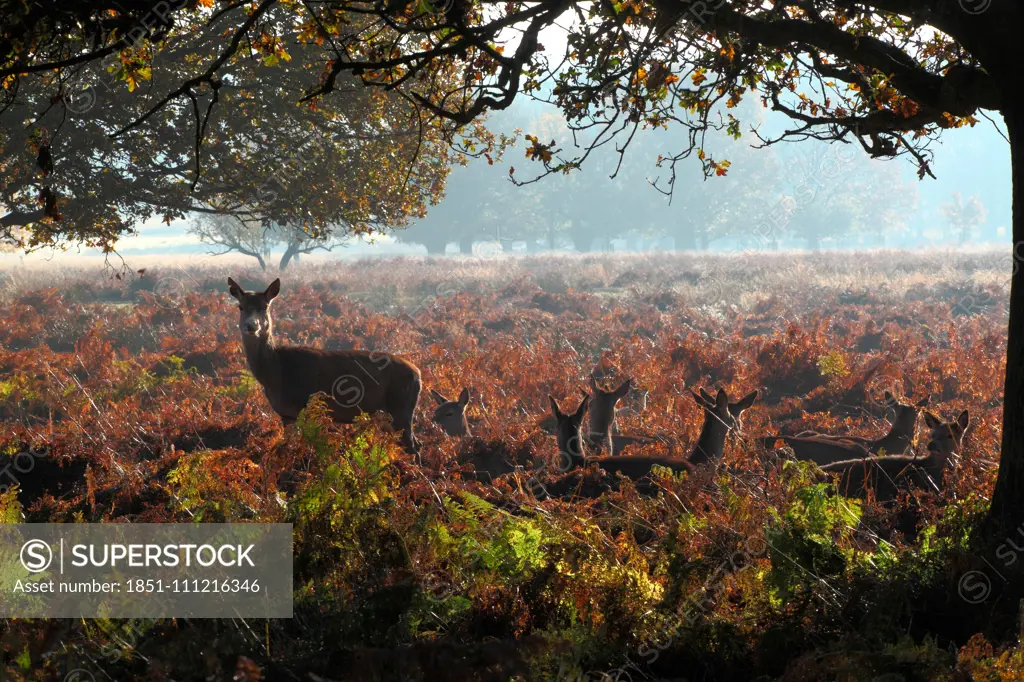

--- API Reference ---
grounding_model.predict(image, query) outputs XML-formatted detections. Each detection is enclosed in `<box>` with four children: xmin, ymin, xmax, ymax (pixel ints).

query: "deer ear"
<box><xmin>573</xmin><ymin>394</ymin><xmax>590</xmax><ymax>422</ymax></box>
<box><xmin>915</xmin><ymin>395</ymin><xmax>931</xmax><ymax>407</ymax></box>
<box><xmin>589</xmin><ymin>374</ymin><xmax>599</xmax><ymax>392</ymax></box>
<box><xmin>734</xmin><ymin>390</ymin><xmax>759</xmax><ymax>411</ymax></box>
<box><xmin>883</xmin><ymin>390</ymin><xmax>893</xmax><ymax>402</ymax></box>
<box><xmin>613</xmin><ymin>378</ymin><xmax>631</xmax><ymax>398</ymax></box>
<box><xmin>716</xmin><ymin>388</ymin><xmax>728</xmax><ymax>407</ymax></box>
<box><xmin>549</xmin><ymin>396</ymin><xmax>563</xmax><ymax>419</ymax></box>
<box><xmin>956</xmin><ymin>409</ymin><xmax>970</xmax><ymax>433</ymax></box>
<box><xmin>923</xmin><ymin>411</ymin><xmax>941</xmax><ymax>429</ymax></box>
<box><xmin>228</xmin><ymin>277</ymin><xmax>243</xmax><ymax>301</ymax></box>
<box><xmin>458</xmin><ymin>388</ymin><xmax>470</xmax><ymax>406</ymax></box>
<box><xmin>690</xmin><ymin>389</ymin><xmax>708</xmax><ymax>408</ymax></box>
<box><xmin>430</xmin><ymin>389</ymin><xmax>448</xmax><ymax>406</ymax></box>
<box><xmin>265</xmin><ymin>278</ymin><xmax>281</xmax><ymax>301</ymax></box>
<box><xmin>699</xmin><ymin>387</ymin><xmax>715</xmax><ymax>403</ymax></box>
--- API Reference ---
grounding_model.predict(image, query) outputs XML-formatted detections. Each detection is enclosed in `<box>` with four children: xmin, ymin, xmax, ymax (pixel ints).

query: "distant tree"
<box><xmin>664</xmin><ymin>110</ymin><xmax>780</xmax><ymax>251</ymax></box>
<box><xmin>775</xmin><ymin>147</ymin><xmax>917</xmax><ymax>250</ymax></box>
<box><xmin>400</xmin><ymin>164</ymin><xmax>499</xmax><ymax>255</ymax></box>
<box><xmin>189</xmin><ymin>216</ymin><xmax>349</xmax><ymax>270</ymax></box>
<box><xmin>851</xmin><ymin>159</ymin><xmax>919</xmax><ymax>246</ymax></box>
<box><xmin>942</xmin><ymin>191</ymin><xmax>989</xmax><ymax>244</ymax></box>
<box><xmin>190</xmin><ymin>216</ymin><xmax>273</xmax><ymax>269</ymax></box>
<box><xmin>771</xmin><ymin>144</ymin><xmax>857</xmax><ymax>250</ymax></box>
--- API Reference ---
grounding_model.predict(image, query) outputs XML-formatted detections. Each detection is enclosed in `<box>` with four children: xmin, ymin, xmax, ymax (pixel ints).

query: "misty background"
<box><xmin>1</xmin><ymin>97</ymin><xmax>1008</xmax><ymax>267</ymax></box>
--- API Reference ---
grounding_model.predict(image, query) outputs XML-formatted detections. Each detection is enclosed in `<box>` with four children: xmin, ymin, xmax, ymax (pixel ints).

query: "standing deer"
<box><xmin>548</xmin><ymin>386</ymin><xmax>758</xmax><ymax>481</ymax></box>
<box><xmin>430</xmin><ymin>388</ymin><xmax>471</xmax><ymax>437</ymax></box>
<box><xmin>819</xmin><ymin>409</ymin><xmax>970</xmax><ymax>501</ymax></box>
<box><xmin>227</xmin><ymin>277</ymin><xmax>421</xmax><ymax>452</ymax></box>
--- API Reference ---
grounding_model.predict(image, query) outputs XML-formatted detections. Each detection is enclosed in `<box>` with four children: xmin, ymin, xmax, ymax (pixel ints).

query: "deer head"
<box><xmin>550</xmin><ymin>392</ymin><xmax>590</xmax><ymax>469</ymax></box>
<box><xmin>691</xmin><ymin>387</ymin><xmax>759</xmax><ymax>435</ymax></box>
<box><xmin>588</xmin><ymin>374</ymin><xmax>632</xmax><ymax>450</ymax></box>
<box><xmin>431</xmin><ymin>387</ymin><xmax>471</xmax><ymax>437</ymax></box>
<box><xmin>687</xmin><ymin>386</ymin><xmax>759</xmax><ymax>466</ymax></box>
<box><xmin>228</xmin><ymin>277</ymin><xmax>280</xmax><ymax>340</ymax></box>
<box><xmin>625</xmin><ymin>386</ymin><xmax>649</xmax><ymax>413</ymax></box>
<box><xmin>882</xmin><ymin>390</ymin><xmax>930</xmax><ymax>426</ymax></box>
<box><xmin>923</xmin><ymin>409</ymin><xmax>970</xmax><ymax>464</ymax></box>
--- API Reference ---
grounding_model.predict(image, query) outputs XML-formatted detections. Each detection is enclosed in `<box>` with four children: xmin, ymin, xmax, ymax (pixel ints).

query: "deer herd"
<box><xmin>229</xmin><ymin>278</ymin><xmax>972</xmax><ymax>509</ymax></box>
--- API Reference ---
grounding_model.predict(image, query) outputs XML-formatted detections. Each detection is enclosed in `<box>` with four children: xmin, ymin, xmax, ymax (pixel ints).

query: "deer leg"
<box><xmin>391</xmin><ymin>373</ymin><xmax>421</xmax><ymax>455</ymax></box>
<box><xmin>396</xmin><ymin>422</ymin><xmax>418</xmax><ymax>454</ymax></box>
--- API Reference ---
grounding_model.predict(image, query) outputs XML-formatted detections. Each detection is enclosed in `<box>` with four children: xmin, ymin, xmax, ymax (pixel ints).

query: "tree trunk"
<box><xmin>568</xmin><ymin>221</ymin><xmax>590</xmax><ymax>252</ymax></box>
<box><xmin>421</xmin><ymin>237</ymin><xmax>449</xmax><ymax>255</ymax></box>
<box><xmin>279</xmin><ymin>242</ymin><xmax>301</xmax><ymax>270</ymax></box>
<box><xmin>986</xmin><ymin>106</ymin><xmax>1024</xmax><ymax>542</ymax></box>
<box><xmin>676</xmin><ymin>227</ymin><xmax>696</xmax><ymax>251</ymax></box>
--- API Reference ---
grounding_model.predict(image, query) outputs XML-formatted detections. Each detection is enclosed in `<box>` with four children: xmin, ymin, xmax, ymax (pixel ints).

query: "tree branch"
<box><xmin>700</xmin><ymin>6</ymin><xmax>1002</xmax><ymax>115</ymax></box>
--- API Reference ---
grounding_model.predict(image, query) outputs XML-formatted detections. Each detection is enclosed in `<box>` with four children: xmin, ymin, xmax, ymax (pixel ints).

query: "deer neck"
<box><xmin>589</xmin><ymin>408</ymin><xmax>614</xmax><ymax>440</ymax></box>
<box><xmin>559</xmin><ymin>429</ymin><xmax>589</xmax><ymax>470</ymax></box>
<box><xmin>690</xmin><ymin>409</ymin><xmax>728</xmax><ymax>465</ymax></box>
<box><xmin>585</xmin><ymin>401</ymin><xmax>615</xmax><ymax>452</ymax></box>
<box><xmin>905</xmin><ymin>450</ymin><xmax>951</xmax><ymax>493</ymax></box>
<box><xmin>872</xmin><ymin>409</ymin><xmax>916</xmax><ymax>452</ymax></box>
<box><xmin>241</xmin><ymin>330</ymin><xmax>282</xmax><ymax>389</ymax></box>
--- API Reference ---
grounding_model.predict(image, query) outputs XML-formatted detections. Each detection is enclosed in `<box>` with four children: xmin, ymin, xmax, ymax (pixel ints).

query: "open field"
<box><xmin>0</xmin><ymin>249</ymin><xmax>1019</xmax><ymax>681</ymax></box>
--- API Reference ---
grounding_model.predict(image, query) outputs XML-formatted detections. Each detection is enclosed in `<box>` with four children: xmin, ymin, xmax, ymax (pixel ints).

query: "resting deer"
<box><xmin>550</xmin><ymin>392</ymin><xmax>691</xmax><ymax>480</ymax></box>
<box><xmin>614</xmin><ymin>385</ymin><xmax>649</xmax><ymax>432</ymax></box>
<box><xmin>819</xmin><ymin>409</ymin><xmax>970</xmax><ymax>501</ymax></box>
<box><xmin>228</xmin><ymin>277</ymin><xmax>421</xmax><ymax>453</ymax></box>
<box><xmin>759</xmin><ymin>392</ymin><xmax>933</xmax><ymax>466</ymax></box>
<box><xmin>791</xmin><ymin>392</ymin><xmax>930</xmax><ymax>456</ymax></box>
<box><xmin>688</xmin><ymin>387</ymin><xmax>760</xmax><ymax>466</ymax></box>
<box><xmin>586</xmin><ymin>375</ymin><xmax>658</xmax><ymax>454</ymax></box>
<box><xmin>430</xmin><ymin>388</ymin><xmax>471</xmax><ymax>437</ymax></box>
<box><xmin>549</xmin><ymin>386</ymin><xmax>758</xmax><ymax>481</ymax></box>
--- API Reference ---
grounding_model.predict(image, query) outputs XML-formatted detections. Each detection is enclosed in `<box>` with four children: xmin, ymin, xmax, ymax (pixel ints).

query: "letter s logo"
<box><xmin>20</xmin><ymin>539</ymin><xmax>53</xmax><ymax>572</ymax></box>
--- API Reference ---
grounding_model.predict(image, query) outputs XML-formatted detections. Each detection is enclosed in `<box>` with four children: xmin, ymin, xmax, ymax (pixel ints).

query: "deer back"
<box><xmin>762</xmin><ymin>435</ymin><xmax>872</xmax><ymax>466</ymax></box>
<box><xmin>271</xmin><ymin>347</ymin><xmax>420</xmax><ymax>422</ymax></box>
